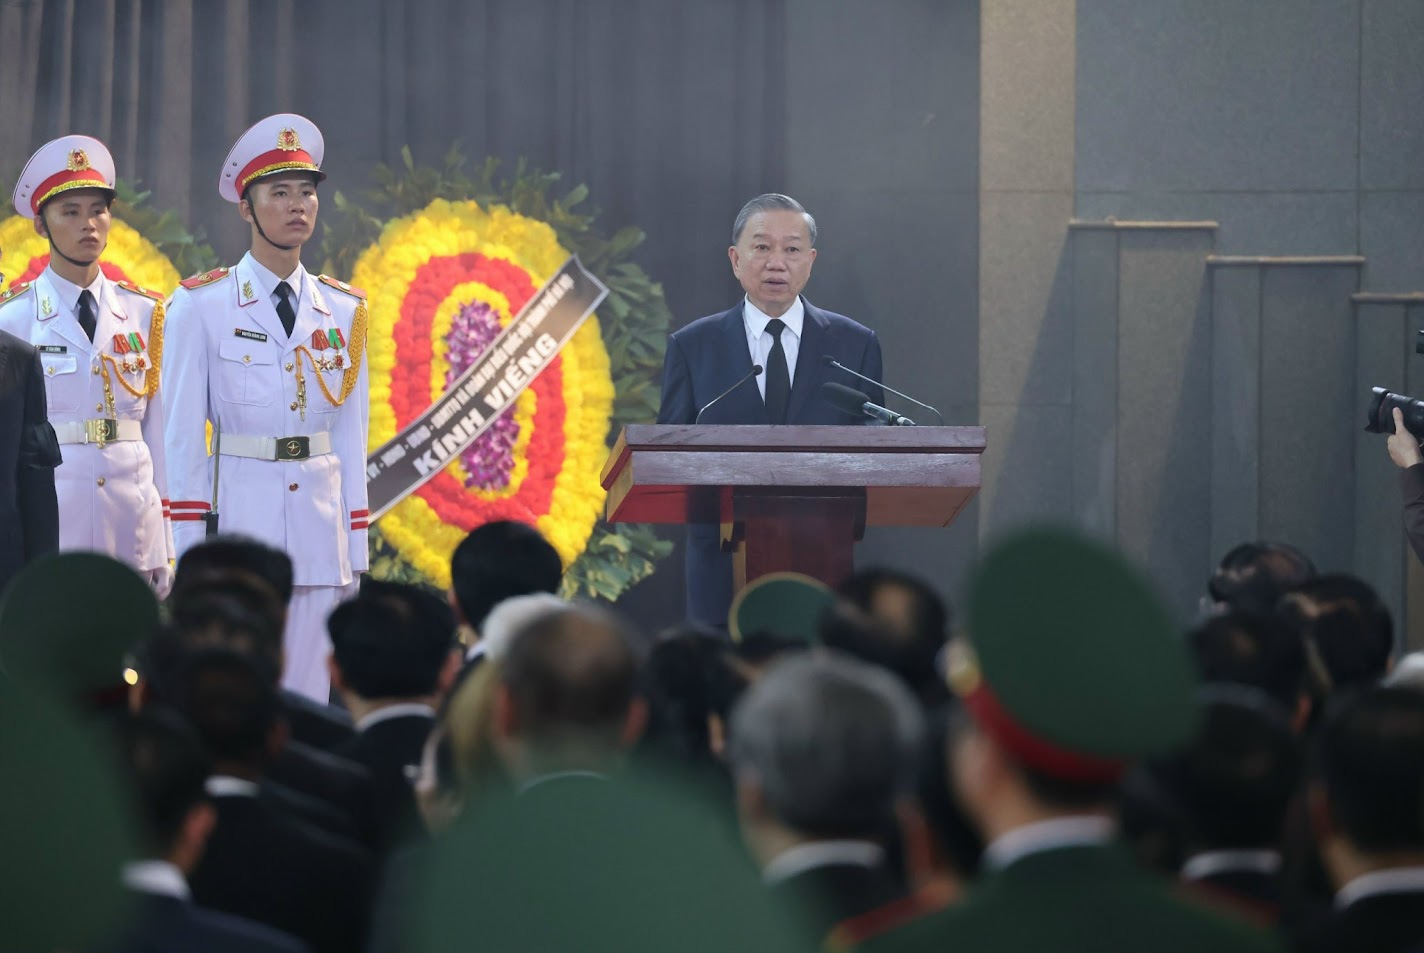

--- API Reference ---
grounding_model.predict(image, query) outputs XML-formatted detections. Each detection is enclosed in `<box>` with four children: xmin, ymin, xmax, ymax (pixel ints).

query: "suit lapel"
<box><xmin>33</xmin><ymin>271</ymin><xmax>91</xmax><ymax>353</ymax></box>
<box><xmin>232</xmin><ymin>255</ymin><xmax>290</xmax><ymax>344</ymax></box>
<box><xmin>784</xmin><ymin>298</ymin><xmax>828</xmax><ymax>423</ymax></box>
<box><xmin>719</xmin><ymin>304</ymin><xmax>768</xmax><ymax>423</ymax></box>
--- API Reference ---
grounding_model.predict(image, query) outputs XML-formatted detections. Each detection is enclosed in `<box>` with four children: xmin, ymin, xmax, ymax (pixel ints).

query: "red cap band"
<box><xmin>237</xmin><ymin>148</ymin><xmax>320</xmax><ymax>195</ymax></box>
<box><xmin>962</xmin><ymin>681</ymin><xmax>1128</xmax><ymax>784</ymax></box>
<box><xmin>31</xmin><ymin>169</ymin><xmax>112</xmax><ymax>215</ymax></box>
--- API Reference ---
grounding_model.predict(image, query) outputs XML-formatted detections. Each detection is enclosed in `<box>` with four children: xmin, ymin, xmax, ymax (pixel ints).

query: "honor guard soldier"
<box><xmin>0</xmin><ymin>136</ymin><xmax>175</xmax><ymax>597</ymax></box>
<box><xmin>163</xmin><ymin>114</ymin><xmax>369</xmax><ymax>702</ymax></box>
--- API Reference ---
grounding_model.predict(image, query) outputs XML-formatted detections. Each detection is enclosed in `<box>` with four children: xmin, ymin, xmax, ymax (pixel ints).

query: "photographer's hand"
<box><xmin>1388</xmin><ymin>407</ymin><xmax>1424</xmax><ymax>469</ymax></box>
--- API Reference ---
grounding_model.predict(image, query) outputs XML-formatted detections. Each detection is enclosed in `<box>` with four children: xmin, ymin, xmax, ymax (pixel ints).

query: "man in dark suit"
<box><xmin>328</xmin><ymin>580</ymin><xmax>460</xmax><ymax>852</ymax></box>
<box><xmin>0</xmin><ymin>326</ymin><xmax>60</xmax><ymax>595</ymax></box>
<box><xmin>728</xmin><ymin>651</ymin><xmax>922</xmax><ymax>946</ymax></box>
<box><xmin>177</xmin><ymin>649</ymin><xmax>374</xmax><ymax>953</ymax></box>
<box><xmin>105</xmin><ymin>709</ymin><xmax>309</xmax><ymax>953</ymax></box>
<box><xmin>1298</xmin><ymin>686</ymin><xmax>1424</xmax><ymax>953</ymax></box>
<box><xmin>657</xmin><ymin>193</ymin><xmax>885</xmax><ymax>628</ymax></box>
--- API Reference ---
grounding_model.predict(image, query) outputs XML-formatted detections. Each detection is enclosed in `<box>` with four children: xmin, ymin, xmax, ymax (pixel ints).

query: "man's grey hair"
<box><xmin>728</xmin><ymin>650</ymin><xmax>924</xmax><ymax>837</ymax></box>
<box><xmin>732</xmin><ymin>193</ymin><xmax>818</xmax><ymax>247</ymax></box>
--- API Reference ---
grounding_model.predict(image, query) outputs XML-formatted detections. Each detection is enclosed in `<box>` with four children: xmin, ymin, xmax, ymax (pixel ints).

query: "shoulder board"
<box><xmin>114</xmin><ymin>279</ymin><xmax>164</xmax><ymax>301</ymax></box>
<box><xmin>317</xmin><ymin>274</ymin><xmax>366</xmax><ymax>299</ymax></box>
<box><xmin>0</xmin><ymin>281</ymin><xmax>34</xmax><ymax>304</ymax></box>
<box><xmin>179</xmin><ymin>267</ymin><xmax>231</xmax><ymax>290</ymax></box>
<box><xmin>825</xmin><ymin>884</ymin><xmax>954</xmax><ymax>951</ymax></box>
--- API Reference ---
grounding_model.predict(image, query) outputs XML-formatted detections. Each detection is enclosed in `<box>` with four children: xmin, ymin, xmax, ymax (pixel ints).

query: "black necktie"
<box><xmin>275</xmin><ymin>281</ymin><xmax>297</xmax><ymax>337</ymax></box>
<box><xmin>764</xmin><ymin>318</ymin><xmax>790</xmax><ymax>424</ymax></box>
<box><xmin>77</xmin><ymin>289</ymin><xmax>97</xmax><ymax>342</ymax></box>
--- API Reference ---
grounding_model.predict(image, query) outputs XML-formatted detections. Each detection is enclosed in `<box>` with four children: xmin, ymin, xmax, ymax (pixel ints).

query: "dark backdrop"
<box><xmin>0</xmin><ymin>0</ymin><xmax>983</xmax><ymax>631</ymax></box>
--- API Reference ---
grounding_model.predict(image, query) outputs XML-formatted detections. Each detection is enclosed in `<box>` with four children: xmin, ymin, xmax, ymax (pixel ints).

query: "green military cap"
<box><xmin>948</xmin><ymin>527</ymin><xmax>1197</xmax><ymax>782</ymax></box>
<box><xmin>0</xmin><ymin>552</ymin><xmax>159</xmax><ymax>699</ymax></box>
<box><xmin>729</xmin><ymin>572</ymin><xmax>836</xmax><ymax>644</ymax></box>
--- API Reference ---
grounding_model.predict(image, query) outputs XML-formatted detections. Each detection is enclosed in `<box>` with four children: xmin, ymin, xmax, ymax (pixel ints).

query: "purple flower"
<box><xmin>445</xmin><ymin>301</ymin><xmax>520</xmax><ymax>491</ymax></box>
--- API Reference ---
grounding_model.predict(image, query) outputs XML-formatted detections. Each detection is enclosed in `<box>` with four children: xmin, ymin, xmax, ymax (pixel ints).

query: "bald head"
<box><xmin>499</xmin><ymin>605</ymin><xmax>641</xmax><ymax>754</ymax></box>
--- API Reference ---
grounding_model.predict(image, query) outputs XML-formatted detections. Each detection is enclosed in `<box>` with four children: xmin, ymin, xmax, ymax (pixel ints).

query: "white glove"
<box><xmin>148</xmin><ymin>563</ymin><xmax>175</xmax><ymax>600</ymax></box>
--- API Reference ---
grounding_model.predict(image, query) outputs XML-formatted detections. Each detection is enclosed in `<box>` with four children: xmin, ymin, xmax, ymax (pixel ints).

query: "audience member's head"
<box><xmin>1310</xmin><ymin>686</ymin><xmax>1424</xmax><ymax>889</ymax></box>
<box><xmin>1206</xmin><ymin>541</ymin><xmax>1316</xmax><ymax>615</ymax></box>
<box><xmin>449</xmin><ymin>520</ymin><xmax>563</xmax><ymax>632</ymax></box>
<box><xmin>1149</xmin><ymin>694</ymin><xmax>1300</xmax><ymax>859</ymax></box>
<box><xmin>326</xmin><ymin>580</ymin><xmax>458</xmax><ymax>711</ymax></box>
<box><xmin>412</xmin><ymin>724</ymin><xmax>464</xmax><ymax>835</ymax></box>
<box><xmin>1279</xmin><ymin>573</ymin><xmax>1395</xmax><ymax>704</ymax></box>
<box><xmin>148</xmin><ymin>571</ymin><xmax>287</xmax><ymax>700</ymax></box>
<box><xmin>1383</xmin><ymin>651</ymin><xmax>1424</xmax><ymax>692</ymax></box>
<box><xmin>443</xmin><ymin>657</ymin><xmax>508</xmax><ymax>800</ymax></box>
<box><xmin>637</xmin><ymin>632</ymin><xmax>720</xmax><ymax>767</ymax></box>
<box><xmin>833</xmin><ymin>568</ymin><xmax>951</xmax><ymax>705</ymax></box>
<box><xmin>114</xmin><ymin>708</ymin><xmax>214</xmax><ymax>873</ymax></box>
<box><xmin>1186</xmin><ymin>611</ymin><xmax>1307</xmax><ymax>727</ymax></box>
<box><xmin>173</xmin><ymin>535</ymin><xmax>295</xmax><ymax>608</ymax></box>
<box><xmin>478</xmin><ymin>592</ymin><xmax>569</xmax><ymax>662</ymax></box>
<box><xmin>493</xmin><ymin>604</ymin><xmax>644</xmax><ymax>781</ymax></box>
<box><xmin>174</xmin><ymin>648</ymin><xmax>283</xmax><ymax>777</ymax></box>
<box><xmin>729</xmin><ymin>651</ymin><xmax>923</xmax><ymax>866</ymax></box>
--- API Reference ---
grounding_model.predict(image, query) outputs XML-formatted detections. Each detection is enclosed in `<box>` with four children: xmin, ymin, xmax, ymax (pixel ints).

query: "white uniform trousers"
<box><xmin>283</xmin><ymin>579</ymin><xmax>359</xmax><ymax>701</ymax></box>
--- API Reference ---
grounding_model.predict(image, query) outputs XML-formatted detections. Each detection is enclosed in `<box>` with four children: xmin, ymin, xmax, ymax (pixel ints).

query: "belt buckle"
<box><xmin>276</xmin><ymin>436</ymin><xmax>310</xmax><ymax>461</ymax></box>
<box><xmin>85</xmin><ymin>418</ymin><xmax>117</xmax><ymax>446</ymax></box>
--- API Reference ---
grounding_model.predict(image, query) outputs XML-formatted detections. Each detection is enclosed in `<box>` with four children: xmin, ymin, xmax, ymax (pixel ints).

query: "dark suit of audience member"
<box><xmin>175</xmin><ymin>649</ymin><xmax>374</xmax><ymax>953</ymax></box>
<box><xmin>0</xmin><ymin>329</ymin><xmax>60</xmax><ymax>595</ymax></box>
<box><xmin>656</xmin><ymin>194</ymin><xmax>884</xmax><ymax>628</ymax></box>
<box><xmin>1296</xmin><ymin>688</ymin><xmax>1424</xmax><ymax>953</ymax></box>
<box><xmin>105</xmin><ymin>709</ymin><xmax>308</xmax><ymax>953</ymax></box>
<box><xmin>282</xmin><ymin>688</ymin><xmax>355</xmax><ymax>751</ymax></box>
<box><xmin>328</xmin><ymin>581</ymin><xmax>458</xmax><ymax>853</ymax></box>
<box><xmin>730</xmin><ymin>652</ymin><xmax>922</xmax><ymax>945</ymax></box>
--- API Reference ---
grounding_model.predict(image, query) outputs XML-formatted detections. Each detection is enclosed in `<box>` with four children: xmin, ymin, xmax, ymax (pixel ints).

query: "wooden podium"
<box><xmin>600</xmin><ymin>425</ymin><xmax>985</xmax><ymax>591</ymax></box>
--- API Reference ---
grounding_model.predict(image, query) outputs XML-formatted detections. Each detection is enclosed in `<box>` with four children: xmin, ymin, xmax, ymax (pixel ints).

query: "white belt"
<box><xmin>53</xmin><ymin>418</ymin><xmax>142</xmax><ymax>445</ymax></box>
<box><xmin>220</xmin><ymin>432</ymin><xmax>333</xmax><ymax>462</ymax></box>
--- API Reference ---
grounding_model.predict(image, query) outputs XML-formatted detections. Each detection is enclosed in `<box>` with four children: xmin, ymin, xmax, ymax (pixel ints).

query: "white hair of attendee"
<box><xmin>1383</xmin><ymin>651</ymin><xmax>1424</xmax><ymax>692</ymax></box>
<box><xmin>475</xmin><ymin>592</ymin><xmax>569</xmax><ymax>663</ymax></box>
<box><xmin>729</xmin><ymin>650</ymin><xmax>925</xmax><ymax>874</ymax></box>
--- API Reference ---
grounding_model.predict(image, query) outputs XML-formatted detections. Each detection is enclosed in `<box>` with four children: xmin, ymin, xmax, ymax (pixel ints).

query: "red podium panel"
<box><xmin>600</xmin><ymin>425</ymin><xmax>985</xmax><ymax>591</ymax></box>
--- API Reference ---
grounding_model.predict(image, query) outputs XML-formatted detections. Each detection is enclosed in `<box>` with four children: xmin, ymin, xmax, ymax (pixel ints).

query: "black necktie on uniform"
<box><xmin>77</xmin><ymin>289</ymin><xmax>97</xmax><ymax>342</ymax></box>
<box><xmin>764</xmin><ymin>318</ymin><xmax>790</xmax><ymax>424</ymax></box>
<box><xmin>275</xmin><ymin>281</ymin><xmax>297</xmax><ymax>337</ymax></box>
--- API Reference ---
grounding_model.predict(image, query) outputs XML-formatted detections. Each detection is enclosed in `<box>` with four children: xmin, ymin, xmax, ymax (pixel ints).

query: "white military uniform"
<box><xmin>164</xmin><ymin>252</ymin><xmax>369</xmax><ymax>699</ymax></box>
<box><xmin>0</xmin><ymin>269</ymin><xmax>175</xmax><ymax>575</ymax></box>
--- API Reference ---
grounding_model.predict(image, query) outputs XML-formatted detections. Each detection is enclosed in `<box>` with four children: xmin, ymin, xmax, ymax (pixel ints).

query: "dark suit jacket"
<box><xmin>268</xmin><ymin>738</ymin><xmax>374</xmax><ymax>845</ymax></box>
<box><xmin>1185</xmin><ymin>868</ymin><xmax>1284</xmax><ymax>926</ymax></box>
<box><xmin>866</xmin><ymin>845</ymin><xmax>1280</xmax><ymax>953</ymax></box>
<box><xmin>0</xmin><ymin>330</ymin><xmax>59</xmax><ymax>595</ymax></box>
<box><xmin>1295</xmin><ymin>890</ymin><xmax>1424</xmax><ymax>953</ymax></box>
<box><xmin>767</xmin><ymin>861</ymin><xmax>907</xmax><ymax>946</ymax></box>
<box><xmin>657</xmin><ymin>298</ymin><xmax>884</xmax><ymax>626</ymax></box>
<box><xmin>189</xmin><ymin>792</ymin><xmax>375</xmax><ymax>953</ymax></box>
<box><xmin>334</xmin><ymin>711</ymin><xmax>436</xmax><ymax>853</ymax></box>
<box><xmin>1403</xmin><ymin>463</ymin><xmax>1424</xmax><ymax>566</ymax></box>
<box><xmin>103</xmin><ymin>889</ymin><xmax>310</xmax><ymax>953</ymax></box>
<box><xmin>282</xmin><ymin>689</ymin><xmax>355</xmax><ymax>751</ymax></box>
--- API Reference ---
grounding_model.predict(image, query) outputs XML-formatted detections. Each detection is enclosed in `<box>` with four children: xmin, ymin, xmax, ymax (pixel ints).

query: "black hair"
<box><xmin>156</xmin><ymin>571</ymin><xmax>286</xmax><ymax>694</ymax></box>
<box><xmin>327</xmin><ymin>580</ymin><xmax>455</xmax><ymax>699</ymax></box>
<box><xmin>1207</xmin><ymin>541</ymin><xmax>1316</xmax><ymax>614</ymax></box>
<box><xmin>174</xmin><ymin>648</ymin><xmax>280</xmax><ymax>766</ymax></box>
<box><xmin>1280</xmin><ymin>573</ymin><xmax>1394</xmax><ymax>700</ymax></box>
<box><xmin>174</xmin><ymin>536</ymin><xmax>295</xmax><ymax>605</ymax></box>
<box><xmin>1315</xmin><ymin>687</ymin><xmax>1424</xmax><ymax>852</ymax></box>
<box><xmin>1186</xmin><ymin>611</ymin><xmax>1305</xmax><ymax>713</ymax></box>
<box><xmin>1149</xmin><ymin>699</ymin><xmax>1300</xmax><ymax>850</ymax></box>
<box><xmin>450</xmin><ymin>521</ymin><xmax>563</xmax><ymax>630</ymax></box>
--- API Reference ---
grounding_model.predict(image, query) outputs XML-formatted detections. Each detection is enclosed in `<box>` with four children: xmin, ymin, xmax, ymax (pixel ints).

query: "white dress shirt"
<box><xmin>1334</xmin><ymin>864</ymin><xmax>1424</xmax><ymax>909</ymax></box>
<box><xmin>742</xmin><ymin>296</ymin><xmax>804</xmax><ymax>399</ymax></box>
<box><xmin>246</xmin><ymin>257</ymin><xmax>306</xmax><ymax>339</ymax></box>
<box><xmin>46</xmin><ymin>268</ymin><xmax>105</xmax><ymax>325</ymax></box>
<box><xmin>983</xmin><ymin>815</ymin><xmax>1116</xmax><ymax>871</ymax></box>
<box><xmin>762</xmin><ymin>839</ymin><xmax>885</xmax><ymax>885</ymax></box>
<box><xmin>354</xmin><ymin>702</ymin><xmax>436</xmax><ymax>733</ymax></box>
<box><xmin>121</xmin><ymin>859</ymin><xmax>191</xmax><ymax>900</ymax></box>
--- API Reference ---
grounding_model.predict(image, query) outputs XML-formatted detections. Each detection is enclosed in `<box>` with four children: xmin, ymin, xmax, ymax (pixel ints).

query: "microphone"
<box><xmin>695</xmin><ymin>364</ymin><xmax>763</xmax><ymax>423</ymax></box>
<box><xmin>820</xmin><ymin>381</ymin><xmax>916</xmax><ymax>426</ymax></box>
<box><xmin>820</xmin><ymin>355</ymin><xmax>945</xmax><ymax>425</ymax></box>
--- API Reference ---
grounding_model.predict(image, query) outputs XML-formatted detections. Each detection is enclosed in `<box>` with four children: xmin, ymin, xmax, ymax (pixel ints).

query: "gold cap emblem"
<box><xmin>277</xmin><ymin>127</ymin><xmax>301</xmax><ymax>151</ymax></box>
<box><xmin>944</xmin><ymin>639</ymin><xmax>983</xmax><ymax>697</ymax></box>
<box><xmin>66</xmin><ymin>149</ymin><xmax>91</xmax><ymax>172</ymax></box>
